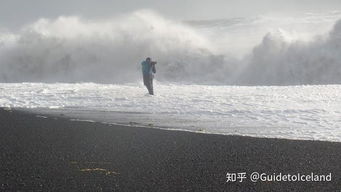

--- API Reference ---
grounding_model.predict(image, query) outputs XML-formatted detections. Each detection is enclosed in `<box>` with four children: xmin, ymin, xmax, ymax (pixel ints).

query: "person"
<box><xmin>141</xmin><ymin>57</ymin><xmax>156</xmax><ymax>95</ymax></box>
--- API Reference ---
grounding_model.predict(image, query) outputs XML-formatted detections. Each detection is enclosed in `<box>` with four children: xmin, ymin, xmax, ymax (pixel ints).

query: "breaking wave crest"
<box><xmin>0</xmin><ymin>10</ymin><xmax>340</xmax><ymax>85</ymax></box>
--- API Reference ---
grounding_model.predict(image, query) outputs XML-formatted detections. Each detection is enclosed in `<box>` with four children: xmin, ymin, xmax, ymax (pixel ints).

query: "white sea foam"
<box><xmin>1</xmin><ymin>83</ymin><xmax>340</xmax><ymax>142</ymax></box>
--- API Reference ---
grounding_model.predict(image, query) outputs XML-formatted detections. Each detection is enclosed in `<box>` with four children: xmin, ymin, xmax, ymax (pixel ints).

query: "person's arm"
<box><xmin>151</xmin><ymin>61</ymin><xmax>156</xmax><ymax>73</ymax></box>
<box><xmin>152</xmin><ymin>64</ymin><xmax>156</xmax><ymax>73</ymax></box>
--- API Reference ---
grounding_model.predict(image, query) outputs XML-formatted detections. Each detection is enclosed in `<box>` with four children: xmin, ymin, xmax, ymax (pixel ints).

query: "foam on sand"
<box><xmin>1</xmin><ymin>82</ymin><xmax>340</xmax><ymax>142</ymax></box>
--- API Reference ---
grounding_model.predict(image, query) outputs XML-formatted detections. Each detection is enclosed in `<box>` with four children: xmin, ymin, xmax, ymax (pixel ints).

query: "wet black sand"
<box><xmin>0</xmin><ymin>108</ymin><xmax>340</xmax><ymax>191</ymax></box>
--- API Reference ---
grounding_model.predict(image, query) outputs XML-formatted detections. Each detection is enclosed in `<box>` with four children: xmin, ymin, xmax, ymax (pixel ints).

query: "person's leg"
<box><xmin>144</xmin><ymin>74</ymin><xmax>153</xmax><ymax>95</ymax></box>
<box><xmin>149</xmin><ymin>76</ymin><xmax>154</xmax><ymax>95</ymax></box>
<box><xmin>143</xmin><ymin>74</ymin><xmax>148</xmax><ymax>87</ymax></box>
<box><xmin>146</xmin><ymin>75</ymin><xmax>153</xmax><ymax>95</ymax></box>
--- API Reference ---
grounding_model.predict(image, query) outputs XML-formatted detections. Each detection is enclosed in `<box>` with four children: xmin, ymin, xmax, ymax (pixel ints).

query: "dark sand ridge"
<box><xmin>0</xmin><ymin>108</ymin><xmax>340</xmax><ymax>191</ymax></box>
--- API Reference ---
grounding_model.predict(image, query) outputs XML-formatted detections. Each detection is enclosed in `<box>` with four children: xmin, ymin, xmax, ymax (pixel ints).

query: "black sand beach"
<box><xmin>0</xmin><ymin>108</ymin><xmax>340</xmax><ymax>191</ymax></box>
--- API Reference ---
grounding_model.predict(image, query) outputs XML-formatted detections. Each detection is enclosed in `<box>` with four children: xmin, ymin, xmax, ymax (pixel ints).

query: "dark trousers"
<box><xmin>143</xmin><ymin>74</ymin><xmax>154</xmax><ymax>95</ymax></box>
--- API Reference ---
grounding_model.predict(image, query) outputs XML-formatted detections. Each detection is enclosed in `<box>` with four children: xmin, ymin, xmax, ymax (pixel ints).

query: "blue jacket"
<box><xmin>141</xmin><ymin>61</ymin><xmax>151</xmax><ymax>75</ymax></box>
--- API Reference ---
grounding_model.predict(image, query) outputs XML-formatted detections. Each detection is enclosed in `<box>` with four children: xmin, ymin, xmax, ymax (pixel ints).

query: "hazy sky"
<box><xmin>1</xmin><ymin>0</ymin><xmax>341</xmax><ymax>29</ymax></box>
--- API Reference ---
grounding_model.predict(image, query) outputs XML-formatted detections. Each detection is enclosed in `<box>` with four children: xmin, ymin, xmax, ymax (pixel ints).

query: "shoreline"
<box><xmin>16</xmin><ymin>107</ymin><xmax>341</xmax><ymax>143</ymax></box>
<box><xmin>0</xmin><ymin>108</ymin><xmax>340</xmax><ymax>191</ymax></box>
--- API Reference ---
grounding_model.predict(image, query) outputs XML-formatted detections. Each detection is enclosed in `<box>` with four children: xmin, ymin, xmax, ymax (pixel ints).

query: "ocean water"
<box><xmin>0</xmin><ymin>10</ymin><xmax>341</xmax><ymax>141</ymax></box>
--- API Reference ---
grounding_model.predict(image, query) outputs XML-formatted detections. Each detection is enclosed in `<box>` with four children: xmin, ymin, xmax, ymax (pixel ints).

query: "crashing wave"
<box><xmin>0</xmin><ymin>10</ymin><xmax>340</xmax><ymax>85</ymax></box>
